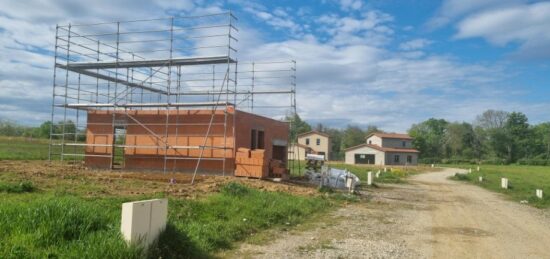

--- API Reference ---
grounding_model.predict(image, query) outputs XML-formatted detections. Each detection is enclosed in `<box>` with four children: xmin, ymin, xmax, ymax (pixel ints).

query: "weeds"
<box><xmin>0</xmin><ymin>181</ymin><xmax>34</xmax><ymax>193</ymax></box>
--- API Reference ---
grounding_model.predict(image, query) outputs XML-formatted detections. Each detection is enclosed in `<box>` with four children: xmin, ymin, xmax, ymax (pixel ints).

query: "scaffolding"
<box><xmin>48</xmin><ymin>12</ymin><xmax>299</xmax><ymax>177</ymax></box>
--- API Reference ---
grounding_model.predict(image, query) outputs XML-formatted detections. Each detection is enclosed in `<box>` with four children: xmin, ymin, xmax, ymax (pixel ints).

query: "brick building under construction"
<box><xmin>48</xmin><ymin>13</ymin><xmax>298</xmax><ymax>179</ymax></box>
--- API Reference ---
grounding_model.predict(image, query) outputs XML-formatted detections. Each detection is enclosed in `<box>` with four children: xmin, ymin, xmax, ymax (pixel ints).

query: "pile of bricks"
<box><xmin>269</xmin><ymin>159</ymin><xmax>289</xmax><ymax>180</ymax></box>
<box><xmin>234</xmin><ymin>148</ymin><xmax>268</xmax><ymax>178</ymax></box>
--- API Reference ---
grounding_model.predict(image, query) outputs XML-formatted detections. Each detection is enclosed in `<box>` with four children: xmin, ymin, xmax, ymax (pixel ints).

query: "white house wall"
<box><xmin>345</xmin><ymin>146</ymin><xmax>385</xmax><ymax>165</ymax></box>
<box><xmin>297</xmin><ymin>133</ymin><xmax>330</xmax><ymax>158</ymax></box>
<box><xmin>366</xmin><ymin>136</ymin><xmax>382</xmax><ymax>146</ymax></box>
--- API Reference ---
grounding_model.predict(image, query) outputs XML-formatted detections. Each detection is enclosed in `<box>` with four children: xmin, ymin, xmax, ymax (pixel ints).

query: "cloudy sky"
<box><xmin>1</xmin><ymin>0</ymin><xmax>549</xmax><ymax>132</ymax></box>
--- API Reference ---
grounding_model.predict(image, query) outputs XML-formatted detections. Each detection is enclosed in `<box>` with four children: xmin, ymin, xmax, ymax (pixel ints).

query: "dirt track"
<box><xmin>226</xmin><ymin>168</ymin><xmax>550</xmax><ymax>258</ymax></box>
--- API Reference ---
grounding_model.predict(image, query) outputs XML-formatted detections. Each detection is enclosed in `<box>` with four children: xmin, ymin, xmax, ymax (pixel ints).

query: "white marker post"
<box><xmin>479</xmin><ymin>176</ymin><xmax>483</xmax><ymax>182</ymax></box>
<box><xmin>501</xmin><ymin>178</ymin><xmax>509</xmax><ymax>189</ymax></box>
<box><xmin>376</xmin><ymin>170</ymin><xmax>380</xmax><ymax>178</ymax></box>
<box><xmin>477</xmin><ymin>166</ymin><xmax>480</xmax><ymax>172</ymax></box>
<box><xmin>536</xmin><ymin>189</ymin><xmax>543</xmax><ymax>199</ymax></box>
<box><xmin>431</xmin><ymin>164</ymin><xmax>434</xmax><ymax>168</ymax></box>
<box><xmin>384</xmin><ymin>167</ymin><xmax>387</xmax><ymax>173</ymax></box>
<box><xmin>367</xmin><ymin>171</ymin><xmax>373</xmax><ymax>186</ymax></box>
<box><xmin>469</xmin><ymin>168</ymin><xmax>472</xmax><ymax>174</ymax></box>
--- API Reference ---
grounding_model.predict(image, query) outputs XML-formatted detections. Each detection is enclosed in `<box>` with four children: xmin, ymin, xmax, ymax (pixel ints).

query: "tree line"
<box><xmin>289</xmin><ymin>110</ymin><xmax>550</xmax><ymax>165</ymax></box>
<box><xmin>409</xmin><ymin>110</ymin><xmax>550</xmax><ymax>165</ymax></box>
<box><xmin>0</xmin><ymin>119</ymin><xmax>83</xmax><ymax>141</ymax></box>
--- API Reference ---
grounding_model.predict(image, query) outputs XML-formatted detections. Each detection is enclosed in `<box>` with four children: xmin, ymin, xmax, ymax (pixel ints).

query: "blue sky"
<box><xmin>0</xmin><ymin>0</ymin><xmax>549</xmax><ymax>132</ymax></box>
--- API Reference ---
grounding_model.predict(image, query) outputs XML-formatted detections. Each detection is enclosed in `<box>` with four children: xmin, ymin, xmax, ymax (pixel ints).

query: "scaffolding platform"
<box><xmin>48</xmin><ymin>12</ymin><xmax>301</xmax><ymax>181</ymax></box>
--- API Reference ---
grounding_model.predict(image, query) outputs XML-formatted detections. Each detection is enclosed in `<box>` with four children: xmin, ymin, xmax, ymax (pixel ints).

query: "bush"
<box><xmin>453</xmin><ymin>173</ymin><xmax>470</xmax><ymax>181</ymax></box>
<box><xmin>517</xmin><ymin>158</ymin><xmax>548</xmax><ymax>166</ymax></box>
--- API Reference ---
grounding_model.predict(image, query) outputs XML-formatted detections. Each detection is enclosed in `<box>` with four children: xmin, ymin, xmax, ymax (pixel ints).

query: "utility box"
<box><xmin>121</xmin><ymin>199</ymin><xmax>168</xmax><ymax>247</ymax></box>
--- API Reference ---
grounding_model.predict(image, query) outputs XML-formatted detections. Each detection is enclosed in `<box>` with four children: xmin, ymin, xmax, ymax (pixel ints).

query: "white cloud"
<box><xmin>399</xmin><ymin>38</ymin><xmax>433</xmax><ymax>51</ymax></box>
<box><xmin>426</xmin><ymin>0</ymin><xmax>525</xmax><ymax>30</ymax></box>
<box><xmin>454</xmin><ymin>1</ymin><xmax>550</xmax><ymax>59</ymax></box>
<box><xmin>317</xmin><ymin>10</ymin><xmax>394</xmax><ymax>46</ymax></box>
<box><xmin>338</xmin><ymin>0</ymin><xmax>363</xmax><ymax>11</ymax></box>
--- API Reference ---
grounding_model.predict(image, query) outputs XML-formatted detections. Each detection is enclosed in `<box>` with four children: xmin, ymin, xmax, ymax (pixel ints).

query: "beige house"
<box><xmin>288</xmin><ymin>131</ymin><xmax>331</xmax><ymax>160</ymax></box>
<box><xmin>344</xmin><ymin>133</ymin><xmax>419</xmax><ymax>165</ymax></box>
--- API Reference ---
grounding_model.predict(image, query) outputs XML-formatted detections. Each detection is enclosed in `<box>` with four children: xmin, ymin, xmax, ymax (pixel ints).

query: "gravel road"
<box><xmin>224</xmin><ymin>168</ymin><xmax>550</xmax><ymax>259</ymax></box>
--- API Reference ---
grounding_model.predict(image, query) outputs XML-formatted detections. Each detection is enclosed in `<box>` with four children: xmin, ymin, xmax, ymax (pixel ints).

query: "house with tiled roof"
<box><xmin>344</xmin><ymin>132</ymin><xmax>419</xmax><ymax>165</ymax></box>
<box><xmin>288</xmin><ymin>131</ymin><xmax>331</xmax><ymax>160</ymax></box>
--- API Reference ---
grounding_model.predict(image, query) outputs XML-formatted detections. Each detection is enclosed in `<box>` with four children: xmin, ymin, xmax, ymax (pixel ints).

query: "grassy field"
<box><xmin>0</xmin><ymin>136</ymin><xmax>51</xmax><ymax>160</ymax></box>
<box><xmin>446</xmin><ymin>164</ymin><xmax>550</xmax><ymax>208</ymax></box>
<box><xmin>0</xmin><ymin>136</ymin><xmax>86</xmax><ymax>161</ymax></box>
<box><xmin>0</xmin><ymin>179</ymin><xmax>334</xmax><ymax>258</ymax></box>
<box><xmin>289</xmin><ymin>160</ymin><xmax>436</xmax><ymax>184</ymax></box>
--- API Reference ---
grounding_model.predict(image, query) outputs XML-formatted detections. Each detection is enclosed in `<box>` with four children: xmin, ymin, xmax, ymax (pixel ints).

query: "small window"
<box><xmin>257</xmin><ymin>130</ymin><xmax>265</xmax><ymax>149</ymax></box>
<box><xmin>251</xmin><ymin>129</ymin><xmax>257</xmax><ymax>149</ymax></box>
<box><xmin>305</xmin><ymin>138</ymin><xmax>310</xmax><ymax>145</ymax></box>
<box><xmin>394</xmin><ymin>155</ymin><xmax>400</xmax><ymax>163</ymax></box>
<box><xmin>407</xmin><ymin>155</ymin><xmax>412</xmax><ymax>163</ymax></box>
<box><xmin>316</xmin><ymin>138</ymin><xmax>320</xmax><ymax>145</ymax></box>
<box><xmin>369</xmin><ymin>140</ymin><xmax>372</xmax><ymax>144</ymax></box>
<box><xmin>402</xmin><ymin>141</ymin><xmax>406</xmax><ymax>147</ymax></box>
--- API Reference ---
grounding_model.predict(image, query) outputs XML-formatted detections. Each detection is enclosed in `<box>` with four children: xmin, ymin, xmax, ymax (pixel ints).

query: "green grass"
<box><xmin>0</xmin><ymin>181</ymin><xmax>333</xmax><ymax>258</ymax></box>
<box><xmin>445</xmin><ymin>164</ymin><xmax>550</xmax><ymax>208</ymax></box>
<box><xmin>0</xmin><ymin>136</ymin><xmax>84</xmax><ymax>160</ymax></box>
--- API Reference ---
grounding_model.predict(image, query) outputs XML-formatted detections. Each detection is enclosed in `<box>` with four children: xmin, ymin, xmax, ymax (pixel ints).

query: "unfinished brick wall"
<box><xmin>84</xmin><ymin>108</ymin><xmax>289</xmax><ymax>174</ymax></box>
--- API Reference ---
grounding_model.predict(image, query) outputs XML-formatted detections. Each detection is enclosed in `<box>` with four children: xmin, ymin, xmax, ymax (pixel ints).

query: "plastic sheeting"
<box><xmin>305</xmin><ymin>167</ymin><xmax>361</xmax><ymax>189</ymax></box>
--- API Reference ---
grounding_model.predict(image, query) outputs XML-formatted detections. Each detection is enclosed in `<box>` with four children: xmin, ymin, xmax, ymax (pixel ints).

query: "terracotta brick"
<box><xmin>84</xmin><ymin>109</ymin><xmax>288</xmax><ymax>175</ymax></box>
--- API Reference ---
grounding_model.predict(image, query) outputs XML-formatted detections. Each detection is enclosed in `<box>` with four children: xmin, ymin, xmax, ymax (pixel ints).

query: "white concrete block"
<box><xmin>477</xmin><ymin>166</ymin><xmax>480</xmax><ymax>171</ymax></box>
<box><xmin>431</xmin><ymin>164</ymin><xmax>434</xmax><ymax>168</ymax></box>
<box><xmin>479</xmin><ymin>176</ymin><xmax>483</xmax><ymax>182</ymax></box>
<box><xmin>469</xmin><ymin>168</ymin><xmax>472</xmax><ymax>173</ymax></box>
<box><xmin>367</xmin><ymin>171</ymin><xmax>373</xmax><ymax>186</ymax></box>
<box><xmin>383</xmin><ymin>167</ymin><xmax>387</xmax><ymax>172</ymax></box>
<box><xmin>121</xmin><ymin>198</ymin><xmax>168</xmax><ymax>247</ymax></box>
<box><xmin>536</xmin><ymin>189</ymin><xmax>543</xmax><ymax>199</ymax></box>
<box><xmin>376</xmin><ymin>171</ymin><xmax>380</xmax><ymax>178</ymax></box>
<box><xmin>501</xmin><ymin>178</ymin><xmax>508</xmax><ymax>189</ymax></box>
<box><xmin>149</xmin><ymin>199</ymin><xmax>168</xmax><ymax>244</ymax></box>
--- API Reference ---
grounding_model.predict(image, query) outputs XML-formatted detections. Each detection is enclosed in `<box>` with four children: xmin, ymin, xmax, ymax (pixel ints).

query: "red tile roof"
<box><xmin>366</xmin><ymin>132</ymin><xmax>413</xmax><ymax>140</ymax></box>
<box><xmin>345</xmin><ymin>143</ymin><xmax>419</xmax><ymax>153</ymax></box>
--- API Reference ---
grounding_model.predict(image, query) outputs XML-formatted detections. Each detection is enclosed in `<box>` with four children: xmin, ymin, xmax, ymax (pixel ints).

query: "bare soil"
<box><xmin>225</xmin><ymin>168</ymin><xmax>550</xmax><ymax>259</ymax></box>
<box><xmin>0</xmin><ymin>160</ymin><xmax>318</xmax><ymax>198</ymax></box>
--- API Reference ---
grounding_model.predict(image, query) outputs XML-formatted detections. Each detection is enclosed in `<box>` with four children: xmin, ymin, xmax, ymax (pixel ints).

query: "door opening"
<box><xmin>112</xmin><ymin>126</ymin><xmax>126</xmax><ymax>169</ymax></box>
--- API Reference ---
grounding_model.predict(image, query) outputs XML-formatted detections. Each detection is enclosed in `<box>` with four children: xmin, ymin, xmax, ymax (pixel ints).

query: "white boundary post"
<box><xmin>367</xmin><ymin>171</ymin><xmax>373</xmax><ymax>186</ymax></box>
<box><xmin>501</xmin><ymin>178</ymin><xmax>508</xmax><ymax>189</ymax></box>
<box><xmin>536</xmin><ymin>189</ymin><xmax>543</xmax><ymax>199</ymax></box>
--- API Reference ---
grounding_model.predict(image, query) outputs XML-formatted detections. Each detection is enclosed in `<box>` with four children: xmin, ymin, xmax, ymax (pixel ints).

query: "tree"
<box><xmin>475</xmin><ymin>110</ymin><xmax>509</xmax><ymax>130</ymax></box>
<box><xmin>408</xmin><ymin>118</ymin><xmax>448</xmax><ymax>160</ymax></box>
<box><xmin>341</xmin><ymin>125</ymin><xmax>365</xmax><ymax>149</ymax></box>
<box><xmin>504</xmin><ymin>112</ymin><xmax>530</xmax><ymax>162</ymax></box>
<box><xmin>444</xmin><ymin>122</ymin><xmax>472</xmax><ymax>157</ymax></box>
<box><xmin>364</xmin><ymin>125</ymin><xmax>383</xmax><ymax>136</ymax></box>
<box><xmin>532</xmin><ymin>123</ymin><xmax>550</xmax><ymax>159</ymax></box>
<box><xmin>286</xmin><ymin>113</ymin><xmax>311</xmax><ymax>142</ymax></box>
